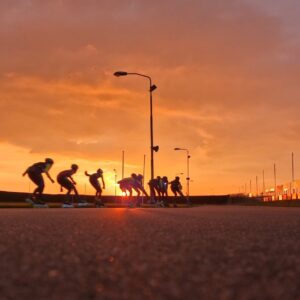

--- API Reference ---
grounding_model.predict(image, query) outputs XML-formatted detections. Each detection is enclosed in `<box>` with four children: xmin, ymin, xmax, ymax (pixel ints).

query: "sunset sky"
<box><xmin>1</xmin><ymin>0</ymin><xmax>300</xmax><ymax>195</ymax></box>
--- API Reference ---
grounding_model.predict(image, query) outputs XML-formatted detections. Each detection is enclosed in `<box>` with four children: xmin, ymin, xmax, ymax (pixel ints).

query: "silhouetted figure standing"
<box><xmin>161</xmin><ymin>176</ymin><xmax>169</xmax><ymax>197</ymax></box>
<box><xmin>148</xmin><ymin>178</ymin><xmax>156</xmax><ymax>202</ymax></box>
<box><xmin>57</xmin><ymin>164</ymin><xmax>79</xmax><ymax>208</ymax></box>
<box><xmin>157</xmin><ymin>176</ymin><xmax>163</xmax><ymax>198</ymax></box>
<box><xmin>131</xmin><ymin>173</ymin><xmax>149</xmax><ymax>206</ymax></box>
<box><xmin>170</xmin><ymin>176</ymin><xmax>187</xmax><ymax>207</ymax></box>
<box><xmin>148</xmin><ymin>177</ymin><xmax>162</xmax><ymax>204</ymax></box>
<box><xmin>85</xmin><ymin>168</ymin><xmax>105</xmax><ymax>207</ymax></box>
<box><xmin>22</xmin><ymin>158</ymin><xmax>55</xmax><ymax>207</ymax></box>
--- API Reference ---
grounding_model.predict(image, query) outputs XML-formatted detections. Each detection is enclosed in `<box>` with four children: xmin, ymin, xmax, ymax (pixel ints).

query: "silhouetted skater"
<box><xmin>118</xmin><ymin>177</ymin><xmax>136</xmax><ymax>196</ymax></box>
<box><xmin>161</xmin><ymin>176</ymin><xmax>169</xmax><ymax>197</ymax></box>
<box><xmin>118</xmin><ymin>177</ymin><xmax>135</xmax><ymax>207</ymax></box>
<box><xmin>131</xmin><ymin>173</ymin><xmax>149</xmax><ymax>206</ymax></box>
<box><xmin>157</xmin><ymin>176</ymin><xmax>163</xmax><ymax>198</ymax></box>
<box><xmin>22</xmin><ymin>158</ymin><xmax>55</xmax><ymax>208</ymax></box>
<box><xmin>148</xmin><ymin>177</ymin><xmax>160</xmax><ymax>203</ymax></box>
<box><xmin>148</xmin><ymin>176</ymin><xmax>165</xmax><ymax>206</ymax></box>
<box><xmin>117</xmin><ymin>174</ymin><xmax>147</xmax><ymax>207</ymax></box>
<box><xmin>57</xmin><ymin>164</ymin><xmax>80</xmax><ymax>208</ymax></box>
<box><xmin>170</xmin><ymin>176</ymin><xmax>187</xmax><ymax>207</ymax></box>
<box><xmin>85</xmin><ymin>169</ymin><xmax>105</xmax><ymax>207</ymax></box>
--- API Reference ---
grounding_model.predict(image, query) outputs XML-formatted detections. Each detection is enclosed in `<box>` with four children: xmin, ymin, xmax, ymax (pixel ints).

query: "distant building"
<box><xmin>263</xmin><ymin>180</ymin><xmax>299</xmax><ymax>201</ymax></box>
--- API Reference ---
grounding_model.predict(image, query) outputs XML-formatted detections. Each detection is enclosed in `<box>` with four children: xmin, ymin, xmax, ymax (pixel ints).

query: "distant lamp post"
<box><xmin>274</xmin><ymin>163</ymin><xmax>277</xmax><ymax>201</ymax></box>
<box><xmin>174</xmin><ymin>148</ymin><xmax>191</xmax><ymax>201</ymax></box>
<box><xmin>114</xmin><ymin>71</ymin><xmax>158</xmax><ymax>200</ymax></box>
<box><xmin>113</xmin><ymin>169</ymin><xmax>117</xmax><ymax>197</ymax></box>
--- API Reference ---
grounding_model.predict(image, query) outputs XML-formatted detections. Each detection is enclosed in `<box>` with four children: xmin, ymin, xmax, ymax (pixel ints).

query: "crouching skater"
<box><xmin>85</xmin><ymin>168</ymin><xmax>105</xmax><ymax>207</ymax></box>
<box><xmin>57</xmin><ymin>164</ymin><xmax>86</xmax><ymax>208</ymax></box>
<box><xmin>170</xmin><ymin>176</ymin><xmax>188</xmax><ymax>207</ymax></box>
<box><xmin>117</xmin><ymin>176</ymin><xmax>136</xmax><ymax>207</ymax></box>
<box><xmin>118</xmin><ymin>174</ymin><xmax>148</xmax><ymax>207</ymax></box>
<box><xmin>23</xmin><ymin>158</ymin><xmax>55</xmax><ymax>208</ymax></box>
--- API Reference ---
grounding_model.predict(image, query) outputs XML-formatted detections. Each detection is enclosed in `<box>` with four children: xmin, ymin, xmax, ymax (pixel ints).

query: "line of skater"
<box><xmin>23</xmin><ymin>158</ymin><xmax>105</xmax><ymax>208</ymax></box>
<box><xmin>23</xmin><ymin>158</ymin><xmax>190</xmax><ymax>208</ymax></box>
<box><xmin>118</xmin><ymin>174</ymin><xmax>189</xmax><ymax>208</ymax></box>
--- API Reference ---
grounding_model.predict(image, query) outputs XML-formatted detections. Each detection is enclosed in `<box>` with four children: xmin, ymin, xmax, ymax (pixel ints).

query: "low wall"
<box><xmin>0</xmin><ymin>191</ymin><xmax>231</xmax><ymax>204</ymax></box>
<box><xmin>2</xmin><ymin>191</ymin><xmax>298</xmax><ymax>206</ymax></box>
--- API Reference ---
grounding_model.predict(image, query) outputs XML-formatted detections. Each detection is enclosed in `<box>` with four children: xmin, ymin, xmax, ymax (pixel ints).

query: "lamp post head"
<box><xmin>153</xmin><ymin>145</ymin><xmax>159</xmax><ymax>152</ymax></box>
<box><xmin>150</xmin><ymin>84</ymin><xmax>157</xmax><ymax>92</ymax></box>
<box><xmin>114</xmin><ymin>71</ymin><xmax>128</xmax><ymax>77</ymax></box>
<box><xmin>174</xmin><ymin>148</ymin><xmax>181</xmax><ymax>151</ymax></box>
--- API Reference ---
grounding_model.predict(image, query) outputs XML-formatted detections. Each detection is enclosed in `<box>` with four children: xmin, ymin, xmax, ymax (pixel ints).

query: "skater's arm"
<box><xmin>69</xmin><ymin>176</ymin><xmax>76</xmax><ymax>185</ymax></box>
<box><xmin>101</xmin><ymin>176</ymin><xmax>105</xmax><ymax>189</ymax></box>
<box><xmin>85</xmin><ymin>171</ymin><xmax>90</xmax><ymax>177</ymax></box>
<box><xmin>45</xmin><ymin>172</ymin><xmax>55</xmax><ymax>183</ymax></box>
<box><xmin>22</xmin><ymin>168</ymin><xmax>29</xmax><ymax>176</ymax></box>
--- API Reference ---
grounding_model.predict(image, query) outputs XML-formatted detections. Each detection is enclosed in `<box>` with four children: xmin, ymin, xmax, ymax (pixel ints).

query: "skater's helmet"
<box><xmin>175</xmin><ymin>176</ymin><xmax>180</xmax><ymax>180</ymax></box>
<box><xmin>97</xmin><ymin>168</ymin><xmax>103</xmax><ymax>175</ymax></box>
<box><xmin>71</xmin><ymin>164</ymin><xmax>78</xmax><ymax>171</ymax></box>
<box><xmin>45</xmin><ymin>158</ymin><xmax>54</xmax><ymax>165</ymax></box>
<box><xmin>137</xmin><ymin>174</ymin><xmax>143</xmax><ymax>180</ymax></box>
<box><xmin>131</xmin><ymin>173</ymin><xmax>137</xmax><ymax>178</ymax></box>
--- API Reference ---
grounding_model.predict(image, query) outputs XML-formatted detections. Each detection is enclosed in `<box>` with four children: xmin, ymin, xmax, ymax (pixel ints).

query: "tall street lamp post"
<box><xmin>174</xmin><ymin>148</ymin><xmax>191</xmax><ymax>201</ymax></box>
<box><xmin>114</xmin><ymin>71</ymin><xmax>158</xmax><ymax>200</ymax></box>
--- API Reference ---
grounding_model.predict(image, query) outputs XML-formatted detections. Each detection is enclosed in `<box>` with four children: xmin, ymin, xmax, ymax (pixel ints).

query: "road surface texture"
<box><xmin>0</xmin><ymin>206</ymin><xmax>299</xmax><ymax>300</ymax></box>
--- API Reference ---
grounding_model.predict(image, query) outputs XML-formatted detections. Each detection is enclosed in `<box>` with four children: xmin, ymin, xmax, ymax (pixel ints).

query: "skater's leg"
<box><xmin>59</xmin><ymin>177</ymin><xmax>75</xmax><ymax>205</ymax></box>
<box><xmin>95</xmin><ymin>188</ymin><xmax>104</xmax><ymax>207</ymax></box>
<box><xmin>128</xmin><ymin>188</ymin><xmax>135</xmax><ymax>207</ymax></box>
<box><xmin>178</xmin><ymin>190</ymin><xmax>188</xmax><ymax>204</ymax></box>
<box><xmin>171</xmin><ymin>188</ymin><xmax>178</xmax><ymax>207</ymax></box>
<box><xmin>28</xmin><ymin>172</ymin><xmax>45</xmax><ymax>203</ymax></box>
<box><xmin>66</xmin><ymin>187</ymin><xmax>73</xmax><ymax>202</ymax></box>
<box><xmin>162</xmin><ymin>192</ymin><xmax>168</xmax><ymax>207</ymax></box>
<box><xmin>72</xmin><ymin>185</ymin><xmax>80</xmax><ymax>202</ymax></box>
<box><xmin>173</xmin><ymin>194</ymin><xmax>178</xmax><ymax>207</ymax></box>
<box><xmin>34</xmin><ymin>182</ymin><xmax>45</xmax><ymax>199</ymax></box>
<box><xmin>142</xmin><ymin>188</ymin><xmax>149</xmax><ymax>198</ymax></box>
<box><xmin>150</xmin><ymin>187</ymin><xmax>156</xmax><ymax>204</ymax></box>
<box><xmin>133</xmin><ymin>188</ymin><xmax>141</xmax><ymax>207</ymax></box>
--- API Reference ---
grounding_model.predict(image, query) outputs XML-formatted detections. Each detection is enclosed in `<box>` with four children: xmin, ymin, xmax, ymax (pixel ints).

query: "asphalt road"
<box><xmin>0</xmin><ymin>206</ymin><xmax>299</xmax><ymax>300</ymax></box>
